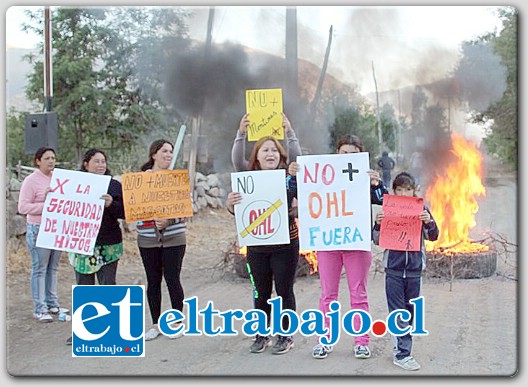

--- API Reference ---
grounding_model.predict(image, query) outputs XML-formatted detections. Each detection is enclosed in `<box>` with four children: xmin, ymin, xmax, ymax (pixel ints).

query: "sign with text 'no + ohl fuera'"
<box><xmin>296</xmin><ymin>153</ymin><xmax>372</xmax><ymax>251</ymax></box>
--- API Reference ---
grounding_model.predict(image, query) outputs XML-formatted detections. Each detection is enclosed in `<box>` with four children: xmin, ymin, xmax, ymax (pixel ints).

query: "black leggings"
<box><xmin>76</xmin><ymin>261</ymin><xmax>118</xmax><ymax>285</ymax></box>
<box><xmin>139</xmin><ymin>245</ymin><xmax>186</xmax><ymax>324</ymax></box>
<box><xmin>247</xmin><ymin>240</ymin><xmax>299</xmax><ymax>331</ymax></box>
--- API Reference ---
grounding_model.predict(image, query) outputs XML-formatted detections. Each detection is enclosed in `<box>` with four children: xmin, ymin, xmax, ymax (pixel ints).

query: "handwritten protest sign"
<box><xmin>121</xmin><ymin>169</ymin><xmax>193</xmax><ymax>222</ymax></box>
<box><xmin>297</xmin><ymin>153</ymin><xmax>372</xmax><ymax>251</ymax></box>
<box><xmin>245</xmin><ymin>88</ymin><xmax>284</xmax><ymax>141</ymax></box>
<box><xmin>36</xmin><ymin>168</ymin><xmax>111</xmax><ymax>255</ymax></box>
<box><xmin>379</xmin><ymin>194</ymin><xmax>424</xmax><ymax>251</ymax></box>
<box><xmin>231</xmin><ymin>169</ymin><xmax>290</xmax><ymax>247</ymax></box>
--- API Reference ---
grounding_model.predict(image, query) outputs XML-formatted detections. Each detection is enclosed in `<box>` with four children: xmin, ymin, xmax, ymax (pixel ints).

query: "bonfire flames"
<box><xmin>425</xmin><ymin>132</ymin><xmax>489</xmax><ymax>255</ymax></box>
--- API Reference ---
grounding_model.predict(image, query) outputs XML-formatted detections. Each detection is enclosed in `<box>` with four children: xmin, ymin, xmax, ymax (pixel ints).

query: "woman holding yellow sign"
<box><xmin>227</xmin><ymin>136</ymin><xmax>299</xmax><ymax>355</ymax></box>
<box><xmin>231</xmin><ymin>112</ymin><xmax>301</xmax><ymax>171</ymax></box>
<box><xmin>137</xmin><ymin>139</ymin><xmax>188</xmax><ymax>341</ymax></box>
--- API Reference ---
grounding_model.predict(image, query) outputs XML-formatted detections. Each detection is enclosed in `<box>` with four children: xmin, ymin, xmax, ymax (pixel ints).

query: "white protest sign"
<box><xmin>231</xmin><ymin>169</ymin><xmax>290</xmax><ymax>247</ymax></box>
<box><xmin>36</xmin><ymin>168</ymin><xmax>111</xmax><ymax>255</ymax></box>
<box><xmin>297</xmin><ymin>153</ymin><xmax>372</xmax><ymax>251</ymax></box>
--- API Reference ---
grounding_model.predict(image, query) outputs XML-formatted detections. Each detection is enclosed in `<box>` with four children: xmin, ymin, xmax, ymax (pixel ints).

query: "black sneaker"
<box><xmin>66</xmin><ymin>336</ymin><xmax>72</xmax><ymax>346</ymax></box>
<box><xmin>271</xmin><ymin>336</ymin><xmax>294</xmax><ymax>355</ymax></box>
<box><xmin>249</xmin><ymin>335</ymin><xmax>271</xmax><ymax>353</ymax></box>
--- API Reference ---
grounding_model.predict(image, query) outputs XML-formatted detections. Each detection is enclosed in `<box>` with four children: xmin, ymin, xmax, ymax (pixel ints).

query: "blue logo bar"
<box><xmin>72</xmin><ymin>285</ymin><xmax>144</xmax><ymax>357</ymax></box>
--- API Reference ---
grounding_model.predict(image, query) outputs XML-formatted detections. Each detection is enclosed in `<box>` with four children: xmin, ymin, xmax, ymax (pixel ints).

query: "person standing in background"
<box><xmin>377</xmin><ymin>150</ymin><xmax>396</xmax><ymax>188</ymax></box>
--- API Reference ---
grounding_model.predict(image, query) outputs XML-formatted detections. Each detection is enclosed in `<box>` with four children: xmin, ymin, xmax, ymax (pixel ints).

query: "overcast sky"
<box><xmin>6</xmin><ymin>4</ymin><xmax>504</xmax><ymax>95</ymax></box>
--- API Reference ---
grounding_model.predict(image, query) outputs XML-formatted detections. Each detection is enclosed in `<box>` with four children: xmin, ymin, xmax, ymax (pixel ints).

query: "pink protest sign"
<box><xmin>379</xmin><ymin>194</ymin><xmax>424</xmax><ymax>251</ymax></box>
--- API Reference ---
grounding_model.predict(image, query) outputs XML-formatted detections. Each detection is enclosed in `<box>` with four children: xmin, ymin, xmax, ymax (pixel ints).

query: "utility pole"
<box><xmin>189</xmin><ymin>7</ymin><xmax>214</xmax><ymax>193</ymax></box>
<box><xmin>309</xmin><ymin>25</ymin><xmax>333</xmax><ymax>130</ymax></box>
<box><xmin>285</xmin><ymin>7</ymin><xmax>299</xmax><ymax>134</ymax></box>
<box><xmin>397</xmin><ymin>89</ymin><xmax>403</xmax><ymax>158</ymax></box>
<box><xmin>372</xmin><ymin>61</ymin><xmax>383</xmax><ymax>154</ymax></box>
<box><xmin>24</xmin><ymin>6</ymin><xmax>58</xmax><ymax>155</ymax></box>
<box><xmin>44</xmin><ymin>7</ymin><xmax>52</xmax><ymax>112</ymax></box>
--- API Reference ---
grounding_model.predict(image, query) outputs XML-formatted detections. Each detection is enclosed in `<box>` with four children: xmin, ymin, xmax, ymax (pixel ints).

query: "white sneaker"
<box><xmin>167</xmin><ymin>330</ymin><xmax>184</xmax><ymax>339</ymax></box>
<box><xmin>145</xmin><ymin>328</ymin><xmax>160</xmax><ymax>341</ymax></box>
<box><xmin>33</xmin><ymin>312</ymin><xmax>53</xmax><ymax>322</ymax></box>
<box><xmin>49</xmin><ymin>307</ymin><xmax>69</xmax><ymax>315</ymax></box>
<box><xmin>312</xmin><ymin>343</ymin><xmax>333</xmax><ymax>359</ymax></box>
<box><xmin>393</xmin><ymin>356</ymin><xmax>421</xmax><ymax>371</ymax></box>
<box><xmin>354</xmin><ymin>345</ymin><xmax>371</xmax><ymax>359</ymax></box>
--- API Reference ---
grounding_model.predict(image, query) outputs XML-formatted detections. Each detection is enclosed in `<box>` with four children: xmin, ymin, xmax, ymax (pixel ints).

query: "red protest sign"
<box><xmin>379</xmin><ymin>194</ymin><xmax>423</xmax><ymax>251</ymax></box>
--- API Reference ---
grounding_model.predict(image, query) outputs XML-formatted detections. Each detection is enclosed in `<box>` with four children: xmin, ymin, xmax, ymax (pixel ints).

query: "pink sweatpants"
<box><xmin>317</xmin><ymin>249</ymin><xmax>372</xmax><ymax>346</ymax></box>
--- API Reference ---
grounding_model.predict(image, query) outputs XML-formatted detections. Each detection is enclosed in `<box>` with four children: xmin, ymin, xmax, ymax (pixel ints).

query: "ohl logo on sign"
<box><xmin>72</xmin><ymin>285</ymin><xmax>145</xmax><ymax>357</ymax></box>
<box><xmin>241</xmin><ymin>199</ymin><xmax>282</xmax><ymax>240</ymax></box>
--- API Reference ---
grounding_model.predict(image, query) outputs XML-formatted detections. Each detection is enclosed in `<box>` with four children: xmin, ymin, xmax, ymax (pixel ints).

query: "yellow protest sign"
<box><xmin>121</xmin><ymin>169</ymin><xmax>193</xmax><ymax>222</ymax></box>
<box><xmin>245</xmin><ymin>88</ymin><xmax>284</xmax><ymax>141</ymax></box>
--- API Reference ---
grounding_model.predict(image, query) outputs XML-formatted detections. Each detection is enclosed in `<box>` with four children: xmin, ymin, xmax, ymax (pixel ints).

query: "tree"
<box><xmin>454</xmin><ymin>39</ymin><xmax>507</xmax><ymax>112</ymax></box>
<box><xmin>6</xmin><ymin>108</ymin><xmax>33</xmax><ymax>167</ymax></box>
<box><xmin>478</xmin><ymin>7</ymin><xmax>517</xmax><ymax>167</ymax></box>
<box><xmin>380</xmin><ymin>102</ymin><xmax>397</xmax><ymax>152</ymax></box>
<box><xmin>410</xmin><ymin>86</ymin><xmax>427</xmax><ymax>130</ymax></box>
<box><xmin>454</xmin><ymin>7</ymin><xmax>517</xmax><ymax>167</ymax></box>
<box><xmin>23</xmin><ymin>7</ymin><xmax>191</xmax><ymax>168</ymax></box>
<box><xmin>329</xmin><ymin>104</ymin><xmax>380</xmax><ymax>159</ymax></box>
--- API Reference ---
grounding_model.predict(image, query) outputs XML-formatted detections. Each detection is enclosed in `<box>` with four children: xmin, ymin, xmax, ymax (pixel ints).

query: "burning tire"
<box><xmin>425</xmin><ymin>251</ymin><xmax>497</xmax><ymax>279</ymax></box>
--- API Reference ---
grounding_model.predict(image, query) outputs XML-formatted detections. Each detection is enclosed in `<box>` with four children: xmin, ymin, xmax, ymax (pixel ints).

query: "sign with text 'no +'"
<box><xmin>245</xmin><ymin>88</ymin><xmax>284</xmax><ymax>141</ymax></box>
<box><xmin>297</xmin><ymin>153</ymin><xmax>372</xmax><ymax>251</ymax></box>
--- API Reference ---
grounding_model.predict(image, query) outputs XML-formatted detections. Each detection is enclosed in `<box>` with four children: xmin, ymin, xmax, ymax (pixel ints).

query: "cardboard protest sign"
<box><xmin>36</xmin><ymin>168</ymin><xmax>111</xmax><ymax>255</ymax></box>
<box><xmin>121</xmin><ymin>169</ymin><xmax>193</xmax><ymax>222</ymax></box>
<box><xmin>379</xmin><ymin>194</ymin><xmax>424</xmax><ymax>251</ymax></box>
<box><xmin>245</xmin><ymin>88</ymin><xmax>284</xmax><ymax>141</ymax></box>
<box><xmin>231</xmin><ymin>169</ymin><xmax>290</xmax><ymax>247</ymax></box>
<box><xmin>297</xmin><ymin>153</ymin><xmax>372</xmax><ymax>251</ymax></box>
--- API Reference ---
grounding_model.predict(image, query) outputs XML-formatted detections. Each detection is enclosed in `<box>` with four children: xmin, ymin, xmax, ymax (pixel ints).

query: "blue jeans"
<box><xmin>26</xmin><ymin>223</ymin><xmax>62</xmax><ymax>314</ymax></box>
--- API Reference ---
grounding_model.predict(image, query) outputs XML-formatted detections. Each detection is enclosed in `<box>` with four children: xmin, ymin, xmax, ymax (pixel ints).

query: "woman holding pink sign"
<box><xmin>18</xmin><ymin>147</ymin><xmax>66</xmax><ymax>322</ymax></box>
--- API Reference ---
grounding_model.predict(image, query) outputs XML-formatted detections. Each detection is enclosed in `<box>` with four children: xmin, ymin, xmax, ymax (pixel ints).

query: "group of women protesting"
<box><xmin>18</xmin><ymin>111</ymin><xmax>437</xmax><ymax>371</ymax></box>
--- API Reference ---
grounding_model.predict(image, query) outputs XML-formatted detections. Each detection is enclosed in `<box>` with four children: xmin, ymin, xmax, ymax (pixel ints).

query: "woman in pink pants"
<box><xmin>290</xmin><ymin>134</ymin><xmax>388</xmax><ymax>360</ymax></box>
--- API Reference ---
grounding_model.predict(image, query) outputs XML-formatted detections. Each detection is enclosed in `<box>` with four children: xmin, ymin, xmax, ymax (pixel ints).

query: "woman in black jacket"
<box><xmin>68</xmin><ymin>148</ymin><xmax>125</xmax><ymax>285</ymax></box>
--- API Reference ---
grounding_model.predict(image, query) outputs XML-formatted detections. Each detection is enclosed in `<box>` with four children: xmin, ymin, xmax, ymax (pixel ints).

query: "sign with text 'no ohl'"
<box><xmin>121</xmin><ymin>170</ymin><xmax>193</xmax><ymax>222</ymax></box>
<box><xmin>231</xmin><ymin>169</ymin><xmax>290</xmax><ymax>247</ymax></box>
<box><xmin>297</xmin><ymin>153</ymin><xmax>372</xmax><ymax>251</ymax></box>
